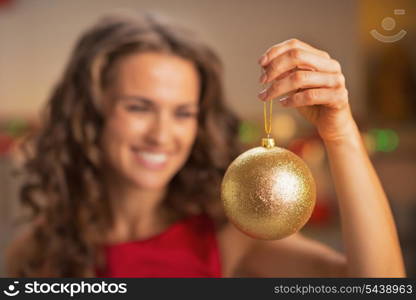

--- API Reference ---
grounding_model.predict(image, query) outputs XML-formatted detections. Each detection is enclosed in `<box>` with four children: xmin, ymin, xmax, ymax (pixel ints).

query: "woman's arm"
<box><xmin>234</xmin><ymin>232</ymin><xmax>348</xmax><ymax>277</ymax></box>
<box><xmin>235</xmin><ymin>38</ymin><xmax>405</xmax><ymax>277</ymax></box>
<box><xmin>323</xmin><ymin>119</ymin><xmax>405</xmax><ymax>277</ymax></box>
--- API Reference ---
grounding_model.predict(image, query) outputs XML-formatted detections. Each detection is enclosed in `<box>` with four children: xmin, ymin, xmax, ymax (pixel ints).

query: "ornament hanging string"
<box><xmin>220</xmin><ymin>72</ymin><xmax>316</xmax><ymax>240</ymax></box>
<box><xmin>263</xmin><ymin>99</ymin><xmax>273</xmax><ymax>138</ymax></box>
<box><xmin>221</xmin><ymin>96</ymin><xmax>316</xmax><ymax>240</ymax></box>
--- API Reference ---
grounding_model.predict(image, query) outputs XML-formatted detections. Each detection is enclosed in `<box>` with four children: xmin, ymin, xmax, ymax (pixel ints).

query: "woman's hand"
<box><xmin>256</xmin><ymin>40</ymin><xmax>406</xmax><ymax>277</ymax></box>
<box><xmin>257</xmin><ymin>39</ymin><xmax>356</xmax><ymax>142</ymax></box>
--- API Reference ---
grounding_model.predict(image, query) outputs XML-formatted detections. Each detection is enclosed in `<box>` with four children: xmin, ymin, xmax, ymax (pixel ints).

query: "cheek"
<box><xmin>176</xmin><ymin>120</ymin><xmax>198</xmax><ymax>151</ymax></box>
<box><xmin>101</xmin><ymin>114</ymin><xmax>147</xmax><ymax>155</ymax></box>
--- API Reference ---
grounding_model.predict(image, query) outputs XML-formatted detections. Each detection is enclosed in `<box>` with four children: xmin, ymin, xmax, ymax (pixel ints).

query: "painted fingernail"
<box><xmin>258</xmin><ymin>89</ymin><xmax>268</xmax><ymax>101</ymax></box>
<box><xmin>258</xmin><ymin>55</ymin><xmax>268</xmax><ymax>66</ymax></box>
<box><xmin>259</xmin><ymin>72</ymin><xmax>267</xmax><ymax>84</ymax></box>
<box><xmin>279</xmin><ymin>97</ymin><xmax>289</xmax><ymax>106</ymax></box>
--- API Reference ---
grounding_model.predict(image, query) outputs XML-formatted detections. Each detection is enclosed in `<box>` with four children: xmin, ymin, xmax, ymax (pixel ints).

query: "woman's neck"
<box><xmin>105</xmin><ymin>177</ymin><xmax>175</xmax><ymax>244</ymax></box>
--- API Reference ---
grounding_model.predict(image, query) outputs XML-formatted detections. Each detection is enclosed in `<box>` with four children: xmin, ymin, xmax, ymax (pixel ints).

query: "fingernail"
<box><xmin>258</xmin><ymin>89</ymin><xmax>268</xmax><ymax>101</ymax></box>
<box><xmin>258</xmin><ymin>55</ymin><xmax>268</xmax><ymax>66</ymax></box>
<box><xmin>259</xmin><ymin>72</ymin><xmax>267</xmax><ymax>84</ymax></box>
<box><xmin>279</xmin><ymin>97</ymin><xmax>289</xmax><ymax>106</ymax></box>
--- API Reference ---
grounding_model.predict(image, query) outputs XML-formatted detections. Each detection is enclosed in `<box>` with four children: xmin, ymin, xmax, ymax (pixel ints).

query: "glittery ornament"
<box><xmin>221</xmin><ymin>100</ymin><xmax>316</xmax><ymax>240</ymax></box>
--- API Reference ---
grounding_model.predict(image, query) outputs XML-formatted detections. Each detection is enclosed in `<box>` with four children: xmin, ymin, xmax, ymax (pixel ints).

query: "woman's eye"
<box><xmin>126</xmin><ymin>105</ymin><xmax>149</xmax><ymax>112</ymax></box>
<box><xmin>176</xmin><ymin>111</ymin><xmax>198</xmax><ymax>118</ymax></box>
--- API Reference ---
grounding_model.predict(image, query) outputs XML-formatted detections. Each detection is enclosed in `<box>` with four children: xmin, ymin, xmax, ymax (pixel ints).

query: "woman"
<box><xmin>6</xmin><ymin>12</ymin><xmax>405</xmax><ymax>277</ymax></box>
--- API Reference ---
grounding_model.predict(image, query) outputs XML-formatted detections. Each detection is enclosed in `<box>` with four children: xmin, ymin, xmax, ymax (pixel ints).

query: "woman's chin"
<box><xmin>129</xmin><ymin>176</ymin><xmax>170</xmax><ymax>190</ymax></box>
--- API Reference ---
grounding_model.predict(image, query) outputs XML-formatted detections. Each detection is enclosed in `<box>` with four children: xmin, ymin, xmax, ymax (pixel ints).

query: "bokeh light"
<box><xmin>271</xmin><ymin>113</ymin><xmax>297</xmax><ymax>142</ymax></box>
<box><xmin>365</xmin><ymin>128</ymin><xmax>400</xmax><ymax>153</ymax></box>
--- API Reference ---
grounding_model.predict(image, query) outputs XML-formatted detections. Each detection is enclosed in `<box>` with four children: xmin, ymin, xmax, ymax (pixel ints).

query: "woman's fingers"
<box><xmin>258</xmin><ymin>38</ymin><xmax>330</xmax><ymax>66</ymax></box>
<box><xmin>259</xmin><ymin>70</ymin><xmax>345</xmax><ymax>101</ymax></box>
<box><xmin>281</xmin><ymin>87</ymin><xmax>349</xmax><ymax>110</ymax></box>
<box><xmin>260</xmin><ymin>48</ymin><xmax>341</xmax><ymax>84</ymax></box>
<box><xmin>257</xmin><ymin>39</ymin><xmax>348</xmax><ymax>113</ymax></box>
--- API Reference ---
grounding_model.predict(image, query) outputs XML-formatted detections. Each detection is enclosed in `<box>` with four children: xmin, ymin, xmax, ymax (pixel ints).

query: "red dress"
<box><xmin>96</xmin><ymin>213</ymin><xmax>222</xmax><ymax>277</ymax></box>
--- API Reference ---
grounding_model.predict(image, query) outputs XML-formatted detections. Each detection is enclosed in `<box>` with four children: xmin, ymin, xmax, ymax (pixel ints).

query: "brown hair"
<box><xmin>6</xmin><ymin>11</ymin><xmax>241</xmax><ymax>277</ymax></box>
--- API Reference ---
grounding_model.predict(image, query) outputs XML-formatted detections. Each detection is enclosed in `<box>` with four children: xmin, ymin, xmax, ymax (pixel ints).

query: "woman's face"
<box><xmin>101</xmin><ymin>52</ymin><xmax>200</xmax><ymax>190</ymax></box>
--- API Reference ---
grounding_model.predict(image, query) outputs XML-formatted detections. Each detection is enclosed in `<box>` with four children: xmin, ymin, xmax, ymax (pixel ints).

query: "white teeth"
<box><xmin>137</xmin><ymin>151</ymin><xmax>167</xmax><ymax>164</ymax></box>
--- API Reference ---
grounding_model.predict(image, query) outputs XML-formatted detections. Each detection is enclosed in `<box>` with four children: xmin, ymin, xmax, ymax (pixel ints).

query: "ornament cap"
<box><xmin>261</xmin><ymin>137</ymin><xmax>275</xmax><ymax>148</ymax></box>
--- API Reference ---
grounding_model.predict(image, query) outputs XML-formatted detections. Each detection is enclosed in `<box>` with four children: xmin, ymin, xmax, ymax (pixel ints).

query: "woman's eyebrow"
<box><xmin>177</xmin><ymin>103</ymin><xmax>199</xmax><ymax>109</ymax></box>
<box><xmin>120</xmin><ymin>95</ymin><xmax>154</xmax><ymax>105</ymax></box>
<box><xmin>119</xmin><ymin>95</ymin><xmax>198</xmax><ymax>108</ymax></box>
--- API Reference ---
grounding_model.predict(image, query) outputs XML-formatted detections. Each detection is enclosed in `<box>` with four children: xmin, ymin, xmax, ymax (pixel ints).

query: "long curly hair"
<box><xmin>6</xmin><ymin>11</ymin><xmax>242</xmax><ymax>277</ymax></box>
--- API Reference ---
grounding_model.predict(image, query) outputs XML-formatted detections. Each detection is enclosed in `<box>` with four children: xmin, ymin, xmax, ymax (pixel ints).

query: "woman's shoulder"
<box><xmin>5</xmin><ymin>215</ymin><xmax>51</xmax><ymax>275</ymax></box>
<box><xmin>5</xmin><ymin>219</ymin><xmax>40</xmax><ymax>276</ymax></box>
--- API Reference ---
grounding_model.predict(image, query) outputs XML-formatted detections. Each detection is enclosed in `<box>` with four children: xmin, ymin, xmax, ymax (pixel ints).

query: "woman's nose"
<box><xmin>146</xmin><ymin>111</ymin><xmax>173</xmax><ymax>147</ymax></box>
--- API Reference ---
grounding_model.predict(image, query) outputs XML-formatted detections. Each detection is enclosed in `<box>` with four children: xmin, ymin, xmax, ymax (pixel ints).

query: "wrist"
<box><xmin>322</xmin><ymin>119</ymin><xmax>361</xmax><ymax>147</ymax></box>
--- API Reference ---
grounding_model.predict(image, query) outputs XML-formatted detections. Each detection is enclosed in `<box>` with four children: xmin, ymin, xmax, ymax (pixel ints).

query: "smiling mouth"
<box><xmin>131</xmin><ymin>149</ymin><xmax>169</xmax><ymax>170</ymax></box>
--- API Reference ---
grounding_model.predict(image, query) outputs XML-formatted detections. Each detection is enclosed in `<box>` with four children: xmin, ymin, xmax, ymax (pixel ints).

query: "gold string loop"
<box><xmin>263</xmin><ymin>99</ymin><xmax>273</xmax><ymax>137</ymax></box>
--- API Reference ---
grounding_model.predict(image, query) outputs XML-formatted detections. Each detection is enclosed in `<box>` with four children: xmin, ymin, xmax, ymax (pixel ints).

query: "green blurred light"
<box><xmin>384</xmin><ymin>129</ymin><xmax>399</xmax><ymax>152</ymax></box>
<box><xmin>376</xmin><ymin>130</ymin><xmax>389</xmax><ymax>152</ymax></box>
<box><xmin>238</xmin><ymin>121</ymin><xmax>260</xmax><ymax>144</ymax></box>
<box><xmin>369</xmin><ymin>128</ymin><xmax>399</xmax><ymax>153</ymax></box>
<box><xmin>5</xmin><ymin>119</ymin><xmax>27</xmax><ymax>137</ymax></box>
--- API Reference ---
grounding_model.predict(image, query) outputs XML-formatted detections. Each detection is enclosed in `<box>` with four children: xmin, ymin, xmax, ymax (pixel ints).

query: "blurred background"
<box><xmin>0</xmin><ymin>0</ymin><xmax>415</xmax><ymax>276</ymax></box>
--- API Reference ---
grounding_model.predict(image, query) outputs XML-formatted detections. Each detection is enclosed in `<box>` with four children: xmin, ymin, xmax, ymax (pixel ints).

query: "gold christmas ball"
<box><xmin>221</xmin><ymin>138</ymin><xmax>316</xmax><ymax>240</ymax></box>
